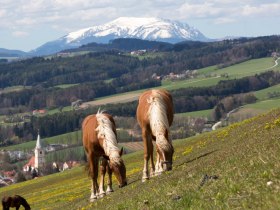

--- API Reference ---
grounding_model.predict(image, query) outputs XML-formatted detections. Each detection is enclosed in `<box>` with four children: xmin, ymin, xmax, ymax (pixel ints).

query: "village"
<box><xmin>0</xmin><ymin>132</ymin><xmax>80</xmax><ymax>187</ymax></box>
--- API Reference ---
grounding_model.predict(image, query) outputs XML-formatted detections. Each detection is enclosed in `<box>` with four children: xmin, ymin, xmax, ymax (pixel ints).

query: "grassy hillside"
<box><xmin>1</xmin><ymin>109</ymin><xmax>280</xmax><ymax>209</ymax></box>
<box><xmin>163</xmin><ymin>57</ymin><xmax>279</xmax><ymax>90</ymax></box>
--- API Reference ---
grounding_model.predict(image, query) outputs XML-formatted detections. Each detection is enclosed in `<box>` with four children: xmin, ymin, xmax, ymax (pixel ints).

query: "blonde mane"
<box><xmin>147</xmin><ymin>90</ymin><xmax>172</xmax><ymax>151</ymax></box>
<box><xmin>95</xmin><ymin>110</ymin><xmax>120</xmax><ymax>162</ymax></box>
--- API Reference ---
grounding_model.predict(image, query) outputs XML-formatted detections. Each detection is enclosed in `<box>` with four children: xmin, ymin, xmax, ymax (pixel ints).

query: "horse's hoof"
<box><xmin>155</xmin><ymin>171</ymin><xmax>162</xmax><ymax>176</ymax></box>
<box><xmin>142</xmin><ymin>177</ymin><xmax>149</xmax><ymax>182</ymax></box>
<box><xmin>99</xmin><ymin>193</ymin><xmax>106</xmax><ymax>198</ymax></box>
<box><xmin>106</xmin><ymin>190</ymin><xmax>114</xmax><ymax>194</ymax></box>
<box><xmin>90</xmin><ymin>197</ymin><xmax>97</xmax><ymax>202</ymax></box>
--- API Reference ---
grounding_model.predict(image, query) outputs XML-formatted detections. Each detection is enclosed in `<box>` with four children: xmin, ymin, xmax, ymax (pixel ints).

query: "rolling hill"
<box><xmin>1</xmin><ymin>108</ymin><xmax>280</xmax><ymax>209</ymax></box>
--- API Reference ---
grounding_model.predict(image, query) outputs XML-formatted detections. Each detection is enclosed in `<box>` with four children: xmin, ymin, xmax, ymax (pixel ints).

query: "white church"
<box><xmin>23</xmin><ymin>131</ymin><xmax>45</xmax><ymax>173</ymax></box>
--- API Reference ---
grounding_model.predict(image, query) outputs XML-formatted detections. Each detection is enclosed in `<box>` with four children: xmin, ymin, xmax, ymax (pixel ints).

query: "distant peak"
<box><xmin>32</xmin><ymin>17</ymin><xmax>210</xmax><ymax>56</ymax></box>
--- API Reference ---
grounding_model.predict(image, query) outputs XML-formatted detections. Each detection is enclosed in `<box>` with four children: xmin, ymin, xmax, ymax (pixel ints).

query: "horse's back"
<box><xmin>2</xmin><ymin>195</ymin><xmax>22</xmax><ymax>208</ymax></box>
<box><xmin>82</xmin><ymin>114</ymin><xmax>98</xmax><ymax>149</ymax></box>
<box><xmin>137</xmin><ymin>89</ymin><xmax>174</xmax><ymax>126</ymax></box>
<box><xmin>82</xmin><ymin>113</ymin><xmax>117</xmax><ymax>152</ymax></box>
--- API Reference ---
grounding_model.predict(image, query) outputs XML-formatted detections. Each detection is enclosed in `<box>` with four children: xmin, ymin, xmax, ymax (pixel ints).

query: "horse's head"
<box><xmin>109</xmin><ymin>147</ymin><xmax>127</xmax><ymax>188</ymax></box>
<box><xmin>156</xmin><ymin>135</ymin><xmax>174</xmax><ymax>171</ymax></box>
<box><xmin>24</xmin><ymin>202</ymin><xmax>31</xmax><ymax>210</ymax></box>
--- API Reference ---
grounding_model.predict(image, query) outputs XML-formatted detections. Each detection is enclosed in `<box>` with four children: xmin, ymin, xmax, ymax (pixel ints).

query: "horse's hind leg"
<box><xmin>149</xmin><ymin>140</ymin><xmax>155</xmax><ymax>177</ymax></box>
<box><xmin>106</xmin><ymin>161</ymin><xmax>114</xmax><ymax>194</ymax></box>
<box><xmin>90</xmin><ymin>156</ymin><xmax>99</xmax><ymax>202</ymax></box>
<box><xmin>142</xmin><ymin>127</ymin><xmax>151</xmax><ymax>182</ymax></box>
<box><xmin>98</xmin><ymin>158</ymin><xmax>106</xmax><ymax>197</ymax></box>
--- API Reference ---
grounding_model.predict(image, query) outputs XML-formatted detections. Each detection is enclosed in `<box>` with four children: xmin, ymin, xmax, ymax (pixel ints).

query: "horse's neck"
<box><xmin>19</xmin><ymin>198</ymin><xmax>29</xmax><ymax>209</ymax></box>
<box><xmin>103</xmin><ymin>139</ymin><xmax>119</xmax><ymax>158</ymax></box>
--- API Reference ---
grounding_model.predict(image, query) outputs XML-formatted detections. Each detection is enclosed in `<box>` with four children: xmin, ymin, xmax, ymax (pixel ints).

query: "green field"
<box><xmin>162</xmin><ymin>57</ymin><xmax>279</xmax><ymax>90</ymax></box>
<box><xmin>211</xmin><ymin>57</ymin><xmax>278</xmax><ymax>77</ymax></box>
<box><xmin>1</xmin><ymin>109</ymin><xmax>280</xmax><ymax>209</ymax></box>
<box><xmin>0</xmin><ymin>85</ymin><xmax>31</xmax><ymax>94</ymax></box>
<box><xmin>54</xmin><ymin>84</ymin><xmax>79</xmax><ymax>89</ymax></box>
<box><xmin>2</xmin><ymin>131</ymin><xmax>82</xmax><ymax>151</ymax></box>
<box><xmin>175</xmin><ymin>109</ymin><xmax>213</xmax><ymax>119</ymax></box>
<box><xmin>254</xmin><ymin>84</ymin><xmax>280</xmax><ymax>100</ymax></box>
<box><xmin>245</xmin><ymin>98</ymin><xmax>280</xmax><ymax>110</ymax></box>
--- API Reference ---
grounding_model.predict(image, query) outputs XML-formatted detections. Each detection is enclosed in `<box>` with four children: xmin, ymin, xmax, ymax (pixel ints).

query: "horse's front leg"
<box><xmin>142</xmin><ymin>127</ymin><xmax>151</xmax><ymax>182</ymax></box>
<box><xmin>106</xmin><ymin>161</ymin><xmax>114</xmax><ymax>194</ymax></box>
<box><xmin>90</xmin><ymin>157</ymin><xmax>99</xmax><ymax>202</ymax></box>
<box><xmin>155</xmin><ymin>146</ymin><xmax>163</xmax><ymax>176</ymax></box>
<box><xmin>98</xmin><ymin>158</ymin><xmax>106</xmax><ymax>197</ymax></box>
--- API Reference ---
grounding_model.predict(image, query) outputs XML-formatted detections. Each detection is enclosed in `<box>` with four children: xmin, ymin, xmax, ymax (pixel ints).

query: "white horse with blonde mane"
<box><xmin>136</xmin><ymin>89</ymin><xmax>174</xmax><ymax>182</ymax></box>
<box><xmin>82</xmin><ymin>110</ymin><xmax>127</xmax><ymax>201</ymax></box>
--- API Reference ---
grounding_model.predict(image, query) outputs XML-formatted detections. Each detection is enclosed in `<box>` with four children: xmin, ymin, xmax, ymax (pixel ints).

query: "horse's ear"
<box><xmin>119</xmin><ymin>147</ymin><xmax>124</xmax><ymax>156</ymax></box>
<box><xmin>103</xmin><ymin>155</ymin><xmax>110</xmax><ymax>160</ymax></box>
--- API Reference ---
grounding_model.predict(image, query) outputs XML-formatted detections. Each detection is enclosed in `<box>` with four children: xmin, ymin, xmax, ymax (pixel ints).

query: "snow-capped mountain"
<box><xmin>31</xmin><ymin>17</ymin><xmax>210</xmax><ymax>56</ymax></box>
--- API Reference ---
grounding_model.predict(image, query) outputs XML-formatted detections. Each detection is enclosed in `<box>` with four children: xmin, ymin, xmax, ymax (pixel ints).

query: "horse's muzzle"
<box><xmin>119</xmin><ymin>181</ymin><xmax>127</xmax><ymax>188</ymax></box>
<box><xmin>163</xmin><ymin>161</ymin><xmax>172</xmax><ymax>171</ymax></box>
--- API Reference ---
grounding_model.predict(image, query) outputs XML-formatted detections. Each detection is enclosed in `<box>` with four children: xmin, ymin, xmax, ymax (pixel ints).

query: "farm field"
<box><xmin>0</xmin><ymin>85</ymin><xmax>31</xmax><ymax>94</ymax></box>
<box><xmin>245</xmin><ymin>98</ymin><xmax>280</xmax><ymax>110</ymax></box>
<box><xmin>162</xmin><ymin>57</ymin><xmax>279</xmax><ymax>90</ymax></box>
<box><xmin>175</xmin><ymin>109</ymin><xmax>213</xmax><ymax>119</ymax></box>
<box><xmin>75</xmin><ymin>57</ymin><xmax>280</xmax><ymax>111</ymax></box>
<box><xmin>12</xmin><ymin>57</ymin><xmax>278</xmax><ymax>117</ymax></box>
<box><xmin>92</xmin><ymin>57</ymin><xmax>280</xmax><ymax>104</ymax></box>
<box><xmin>1</xmin><ymin>108</ymin><xmax>280</xmax><ymax>209</ymax></box>
<box><xmin>254</xmin><ymin>84</ymin><xmax>280</xmax><ymax>100</ymax></box>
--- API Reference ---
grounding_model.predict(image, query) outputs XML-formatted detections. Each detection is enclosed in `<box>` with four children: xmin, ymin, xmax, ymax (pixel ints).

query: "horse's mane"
<box><xmin>147</xmin><ymin>90</ymin><xmax>172</xmax><ymax>151</ymax></box>
<box><xmin>95</xmin><ymin>110</ymin><xmax>121</xmax><ymax>163</ymax></box>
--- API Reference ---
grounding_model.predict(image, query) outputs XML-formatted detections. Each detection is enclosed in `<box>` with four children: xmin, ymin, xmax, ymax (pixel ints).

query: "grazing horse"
<box><xmin>82</xmin><ymin>111</ymin><xmax>127</xmax><ymax>201</ymax></box>
<box><xmin>136</xmin><ymin>89</ymin><xmax>174</xmax><ymax>182</ymax></box>
<box><xmin>2</xmin><ymin>195</ymin><xmax>31</xmax><ymax>210</ymax></box>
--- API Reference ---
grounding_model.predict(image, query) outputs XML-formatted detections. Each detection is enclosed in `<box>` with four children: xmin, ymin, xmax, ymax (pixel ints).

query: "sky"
<box><xmin>0</xmin><ymin>0</ymin><xmax>279</xmax><ymax>52</ymax></box>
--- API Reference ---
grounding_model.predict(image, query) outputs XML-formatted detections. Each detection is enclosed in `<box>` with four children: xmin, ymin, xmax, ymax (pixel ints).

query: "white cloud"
<box><xmin>178</xmin><ymin>2</ymin><xmax>225</xmax><ymax>19</ymax></box>
<box><xmin>15</xmin><ymin>18</ymin><xmax>37</xmax><ymax>26</ymax></box>
<box><xmin>12</xmin><ymin>31</ymin><xmax>29</xmax><ymax>37</ymax></box>
<box><xmin>0</xmin><ymin>9</ymin><xmax>7</xmax><ymax>18</ymax></box>
<box><xmin>214</xmin><ymin>17</ymin><xmax>236</xmax><ymax>24</ymax></box>
<box><xmin>242</xmin><ymin>3</ymin><xmax>280</xmax><ymax>17</ymax></box>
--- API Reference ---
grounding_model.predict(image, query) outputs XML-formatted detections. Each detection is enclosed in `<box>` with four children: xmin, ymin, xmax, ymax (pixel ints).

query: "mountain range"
<box><xmin>0</xmin><ymin>48</ymin><xmax>26</xmax><ymax>58</ymax></box>
<box><xmin>30</xmin><ymin>17</ymin><xmax>210</xmax><ymax>56</ymax></box>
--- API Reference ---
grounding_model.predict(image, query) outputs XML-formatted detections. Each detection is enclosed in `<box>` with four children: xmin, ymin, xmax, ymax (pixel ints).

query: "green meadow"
<box><xmin>1</xmin><ymin>109</ymin><xmax>280</xmax><ymax>209</ymax></box>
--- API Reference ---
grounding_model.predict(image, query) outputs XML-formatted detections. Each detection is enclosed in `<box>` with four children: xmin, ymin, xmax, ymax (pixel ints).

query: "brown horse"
<box><xmin>136</xmin><ymin>89</ymin><xmax>174</xmax><ymax>182</ymax></box>
<box><xmin>2</xmin><ymin>195</ymin><xmax>31</xmax><ymax>210</ymax></box>
<box><xmin>82</xmin><ymin>110</ymin><xmax>127</xmax><ymax>201</ymax></box>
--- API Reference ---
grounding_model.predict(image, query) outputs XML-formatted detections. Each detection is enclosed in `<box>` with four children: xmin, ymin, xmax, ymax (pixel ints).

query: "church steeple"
<box><xmin>34</xmin><ymin>130</ymin><xmax>45</xmax><ymax>170</ymax></box>
<box><xmin>35</xmin><ymin>130</ymin><xmax>42</xmax><ymax>149</ymax></box>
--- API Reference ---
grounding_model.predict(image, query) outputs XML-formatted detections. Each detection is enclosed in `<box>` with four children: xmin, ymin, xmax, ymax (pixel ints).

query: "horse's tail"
<box><xmin>84</xmin><ymin>161</ymin><xmax>91</xmax><ymax>177</ymax></box>
<box><xmin>83</xmin><ymin>151</ymin><xmax>92</xmax><ymax>177</ymax></box>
